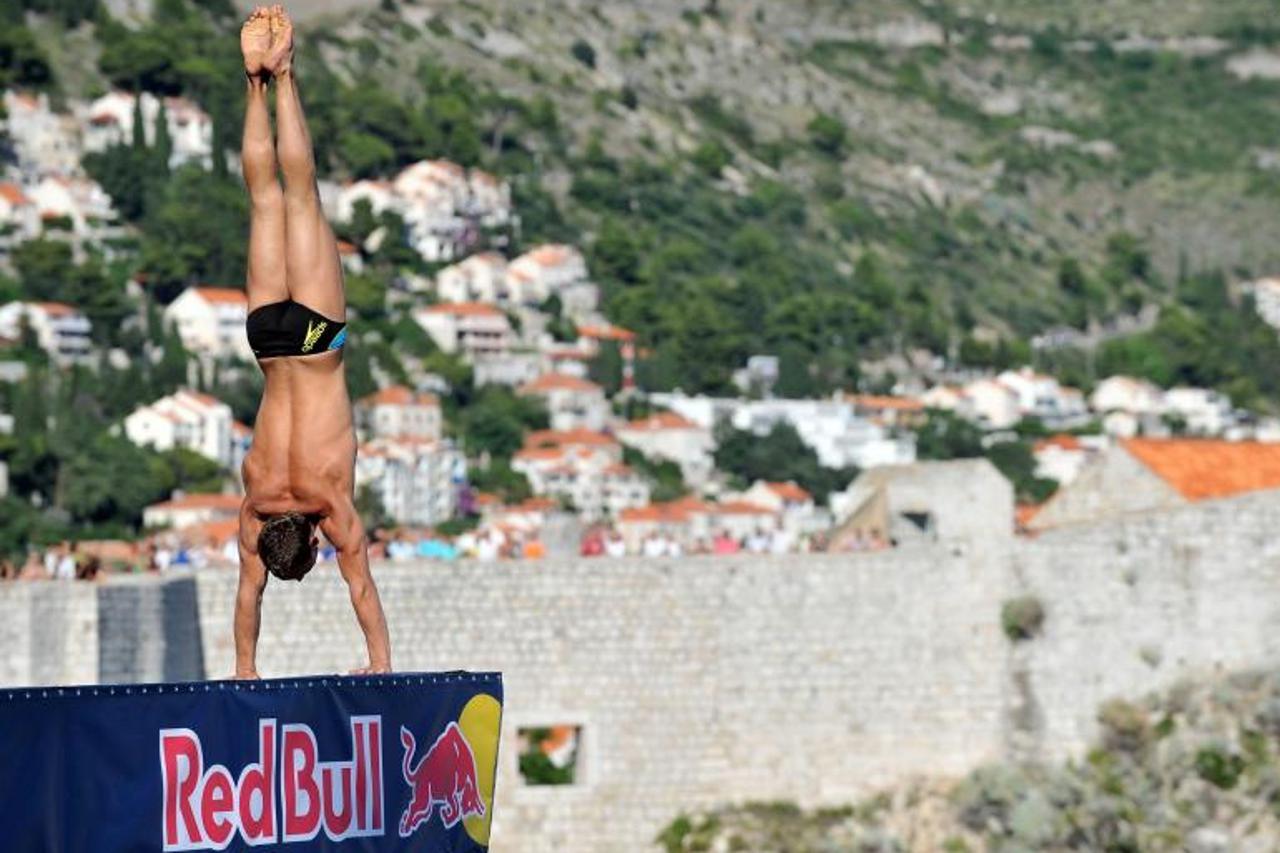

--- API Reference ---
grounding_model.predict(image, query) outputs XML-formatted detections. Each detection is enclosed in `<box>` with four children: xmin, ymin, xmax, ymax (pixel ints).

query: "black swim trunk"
<box><xmin>246</xmin><ymin>300</ymin><xmax>347</xmax><ymax>360</ymax></box>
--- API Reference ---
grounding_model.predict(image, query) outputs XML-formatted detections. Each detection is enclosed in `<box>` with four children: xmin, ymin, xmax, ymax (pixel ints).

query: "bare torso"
<box><xmin>242</xmin><ymin>348</ymin><xmax>355</xmax><ymax>522</ymax></box>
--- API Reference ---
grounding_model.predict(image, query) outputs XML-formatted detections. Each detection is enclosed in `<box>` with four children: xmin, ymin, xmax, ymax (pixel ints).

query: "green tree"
<box><xmin>807</xmin><ymin>113</ymin><xmax>847</xmax><ymax>157</ymax></box>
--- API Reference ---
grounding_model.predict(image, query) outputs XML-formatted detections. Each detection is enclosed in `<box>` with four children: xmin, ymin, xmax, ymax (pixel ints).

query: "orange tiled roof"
<box><xmin>765</xmin><ymin>481</ymin><xmax>812</xmax><ymax>503</ymax></box>
<box><xmin>422</xmin><ymin>302</ymin><xmax>504</xmax><ymax>317</ymax></box>
<box><xmin>513</xmin><ymin>446</ymin><xmax>566</xmax><ymax>463</ymax></box>
<box><xmin>1015</xmin><ymin>503</ymin><xmax>1042</xmax><ymax>529</ymax></box>
<box><xmin>1123</xmin><ymin>438</ymin><xmax>1280</xmax><ymax>501</ymax></box>
<box><xmin>623</xmin><ymin>411</ymin><xmax>699</xmax><ymax>431</ymax></box>
<box><xmin>0</xmin><ymin>183</ymin><xmax>29</xmax><ymax>206</ymax></box>
<box><xmin>853</xmin><ymin>394</ymin><xmax>925</xmax><ymax>412</ymax></box>
<box><xmin>360</xmin><ymin>385</ymin><xmax>439</xmax><ymax>407</ymax></box>
<box><xmin>519</xmin><ymin>373</ymin><xmax>602</xmax><ymax>395</ymax></box>
<box><xmin>712</xmin><ymin>500</ymin><xmax>777</xmax><ymax>516</ymax></box>
<box><xmin>577</xmin><ymin>324</ymin><xmax>636</xmax><ymax>343</ymax></box>
<box><xmin>524</xmin><ymin>428</ymin><xmax>615</xmax><ymax>449</ymax></box>
<box><xmin>34</xmin><ymin>301</ymin><xmax>79</xmax><ymax>317</ymax></box>
<box><xmin>1034</xmin><ymin>434</ymin><xmax>1084</xmax><ymax>453</ymax></box>
<box><xmin>192</xmin><ymin>287</ymin><xmax>248</xmax><ymax>305</ymax></box>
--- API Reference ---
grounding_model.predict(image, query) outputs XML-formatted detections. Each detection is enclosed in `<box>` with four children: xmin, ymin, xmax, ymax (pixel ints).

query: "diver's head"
<box><xmin>258</xmin><ymin>512</ymin><xmax>318</xmax><ymax>582</ymax></box>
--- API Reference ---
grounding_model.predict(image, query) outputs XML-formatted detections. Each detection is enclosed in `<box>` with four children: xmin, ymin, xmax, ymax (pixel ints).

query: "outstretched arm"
<box><xmin>321</xmin><ymin>500</ymin><xmax>392</xmax><ymax>673</ymax></box>
<box><xmin>234</xmin><ymin>538</ymin><xmax>268</xmax><ymax>679</ymax></box>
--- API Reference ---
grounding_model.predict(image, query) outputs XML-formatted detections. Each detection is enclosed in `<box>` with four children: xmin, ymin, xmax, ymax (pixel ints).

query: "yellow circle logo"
<box><xmin>459</xmin><ymin>693</ymin><xmax>503</xmax><ymax>846</ymax></box>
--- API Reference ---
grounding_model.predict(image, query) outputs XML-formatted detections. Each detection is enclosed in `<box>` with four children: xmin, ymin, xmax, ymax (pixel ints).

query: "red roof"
<box><xmin>578</xmin><ymin>324</ymin><xmax>636</xmax><ymax>343</ymax></box>
<box><xmin>34</xmin><ymin>301</ymin><xmax>79</xmax><ymax>317</ymax></box>
<box><xmin>192</xmin><ymin>287</ymin><xmax>248</xmax><ymax>305</ymax></box>
<box><xmin>623</xmin><ymin>411</ymin><xmax>698</xmax><ymax>431</ymax></box>
<box><xmin>765</xmin><ymin>481</ymin><xmax>813</xmax><ymax>503</ymax></box>
<box><xmin>360</xmin><ymin>385</ymin><xmax>439</xmax><ymax>407</ymax></box>
<box><xmin>421</xmin><ymin>302</ymin><xmax>504</xmax><ymax>317</ymax></box>
<box><xmin>524</xmin><ymin>428</ymin><xmax>615</xmax><ymax>449</ymax></box>
<box><xmin>1034</xmin><ymin>434</ymin><xmax>1084</xmax><ymax>453</ymax></box>
<box><xmin>853</xmin><ymin>394</ymin><xmax>925</xmax><ymax>412</ymax></box>
<box><xmin>519</xmin><ymin>373</ymin><xmax>602</xmax><ymax>395</ymax></box>
<box><xmin>1123</xmin><ymin>438</ymin><xmax>1280</xmax><ymax>502</ymax></box>
<box><xmin>712</xmin><ymin>500</ymin><xmax>777</xmax><ymax>516</ymax></box>
<box><xmin>336</xmin><ymin>240</ymin><xmax>359</xmax><ymax>256</ymax></box>
<box><xmin>0</xmin><ymin>183</ymin><xmax>29</xmax><ymax>206</ymax></box>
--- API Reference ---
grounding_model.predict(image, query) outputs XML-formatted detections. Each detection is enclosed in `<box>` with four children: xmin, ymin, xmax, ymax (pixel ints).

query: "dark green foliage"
<box><xmin>570</xmin><ymin>39</ymin><xmax>596</xmax><ymax>68</ymax></box>
<box><xmin>588</xmin><ymin>339</ymin><xmax>623</xmax><ymax>394</ymax></box>
<box><xmin>806</xmin><ymin>112</ymin><xmax>847</xmax><ymax>157</ymax></box>
<box><xmin>1195</xmin><ymin>744</ymin><xmax>1244</xmax><ymax>790</ymax></box>
<box><xmin>456</xmin><ymin>388</ymin><xmax>548</xmax><ymax>459</ymax></box>
<box><xmin>1098</xmin><ymin>272</ymin><xmax>1280</xmax><ymax>408</ymax></box>
<box><xmin>623</xmin><ymin>446</ymin><xmax>687</xmax><ymax>503</ymax></box>
<box><xmin>12</xmin><ymin>240</ymin><xmax>133</xmax><ymax>345</ymax></box>
<box><xmin>916</xmin><ymin>409</ymin><xmax>985</xmax><ymax>460</ymax></box>
<box><xmin>713</xmin><ymin>421</ymin><xmax>855</xmax><ymax>504</ymax></box>
<box><xmin>1001</xmin><ymin>595</ymin><xmax>1045</xmax><ymax>642</ymax></box>
<box><xmin>0</xmin><ymin>25</ymin><xmax>55</xmax><ymax>89</ymax></box>
<box><xmin>467</xmin><ymin>460</ymin><xmax>532</xmax><ymax>504</ymax></box>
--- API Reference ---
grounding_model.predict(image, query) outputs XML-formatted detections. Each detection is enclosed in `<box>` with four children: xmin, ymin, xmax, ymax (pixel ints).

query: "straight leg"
<box><xmin>242</xmin><ymin>74</ymin><xmax>288</xmax><ymax>312</ymax></box>
<box><xmin>270</xmin><ymin>9</ymin><xmax>345</xmax><ymax>321</ymax></box>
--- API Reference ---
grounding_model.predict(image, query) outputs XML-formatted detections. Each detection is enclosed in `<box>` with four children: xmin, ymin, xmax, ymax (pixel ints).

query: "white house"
<box><xmin>355</xmin><ymin>385</ymin><xmax>442</xmax><ymax>441</ymax></box>
<box><xmin>1244</xmin><ymin>277</ymin><xmax>1280</xmax><ymax>331</ymax></box>
<box><xmin>27</xmin><ymin>175</ymin><xmax>121</xmax><ymax>241</ymax></box>
<box><xmin>735</xmin><ymin>480</ymin><xmax>828</xmax><ymax>536</ymax></box>
<box><xmin>1032</xmin><ymin>434</ymin><xmax>1095</xmax><ymax>486</ymax></box>
<box><xmin>997</xmin><ymin>367</ymin><xmax>1089</xmax><ymax>427</ymax></box>
<box><xmin>652</xmin><ymin>393</ymin><xmax>916</xmax><ymax>470</ymax></box>
<box><xmin>413</xmin><ymin>302</ymin><xmax>513</xmax><ymax>360</ymax></box>
<box><xmin>1090</xmin><ymin>375</ymin><xmax>1165</xmax><ymax>416</ymax></box>
<box><xmin>355</xmin><ymin>437</ymin><xmax>464</xmax><ymax>526</ymax></box>
<box><xmin>0</xmin><ymin>301</ymin><xmax>92</xmax><ymax>364</ymax></box>
<box><xmin>123</xmin><ymin>389</ymin><xmax>236</xmax><ymax>467</ymax></box>
<box><xmin>436</xmin><ymin>253</ymin><xmax>509</xmax><ymax>304</ymax></box>
<box><xmin>1163</xmin><ymin>387</ymin><xmax>1236</xmax><ymax>436</ymax></box>
<box><xmin>332</xmin><ymin>179</ymin><xmax>396</xmax><ymax>223</ymax></box>
<box><xmin>961</xmin><ymin>379</ymin><xmax>1021</xmax><ymax>430</ymax></box>
<box><xmin>467</xmin><ymin>169</ymin><xmax>513</xmax><ymax>227</ymax></box>
<box><xmin>615</xmin><ymin>411</ymin><xmax>715</xmax><ymax>487</ymax></box>
<box><xmin>0</xmin><ymin>182</ymin><xmax>41</xmax><ymax>245</ymax></box>
<box><xmin>919</xmin><ymin>385</ymin><xmax>978</xmax><ymax>421</ymax></box>
<box><xmin>164</xmin><ymin>287</ymin><xmax>253</xmax><ymax>361</ymax></box>
<box><xmin>81</xmin><ymin>91</ymin><xmax>213</xmax><ymax>169</ymax></box>
<box><xmin>2</xmin><ymin>90</ymin><xmax>81</xmax><ymax>176</ymax></box>
<box><xmin>512</xmin><ymin>430</ymin><xmax>649</xmax><ymax>521</ymax></box>
<box><xmin>143</xmin><ymin>492</ymin><xmax>243</xmax><ymax>530</ymax></box>
<box><xmin>517</xmin><ymin>373</ymin><xmax>609</xmax><ymax>432</ymax></box>
<box><xmin>506</xmin><ymin>244</ymin><xmax>591</xmax><ymax>306</ymax></box>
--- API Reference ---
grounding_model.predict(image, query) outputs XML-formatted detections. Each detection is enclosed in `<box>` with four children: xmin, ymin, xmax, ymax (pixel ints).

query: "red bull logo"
<box><xmin>158</xmin><ymin>716</ymin><xmax>384</xmax><ymax>850</ymax></box>
<box><xmin>398</xmin><ymin>721</ymin><xmax>486</xmax><ymax>837</ymax></box>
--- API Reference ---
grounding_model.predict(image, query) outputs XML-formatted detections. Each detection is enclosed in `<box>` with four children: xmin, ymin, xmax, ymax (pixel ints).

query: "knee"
<box><xmin>250</xmin><ymin>187</ymin><xmax>284</xmax><ymax>213</ymax></box>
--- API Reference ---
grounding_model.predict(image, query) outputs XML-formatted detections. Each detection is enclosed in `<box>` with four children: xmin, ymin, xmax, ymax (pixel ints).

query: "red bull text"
<box><xmin>159</xmin><ymin>717</ymin><xmax>384</xmax><ymax>850</ymax></box>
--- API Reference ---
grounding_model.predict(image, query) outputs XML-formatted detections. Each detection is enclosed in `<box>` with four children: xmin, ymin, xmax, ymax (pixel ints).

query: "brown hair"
<box><xmin>257</xmin><ymin>513</ymin><xmax>316</xmax><ymax>581</ymax></box>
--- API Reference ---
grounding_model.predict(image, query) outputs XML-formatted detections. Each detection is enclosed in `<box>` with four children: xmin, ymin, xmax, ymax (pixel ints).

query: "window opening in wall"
<box><xmin>518</xmin><ymin>725</ymin><xmax>581</xmax><ymax>785</ymax></box>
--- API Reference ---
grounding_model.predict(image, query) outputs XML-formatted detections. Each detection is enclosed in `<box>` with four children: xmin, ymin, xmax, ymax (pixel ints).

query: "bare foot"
<box><xmin>265</xmin><ymin>4</ymin><xmax>294</xmax><ymax>77</ymax></box>
<box><xmin>240</xmin><ymin>7</ymin><xmax>272</xmax><ymax>79</ymax></box>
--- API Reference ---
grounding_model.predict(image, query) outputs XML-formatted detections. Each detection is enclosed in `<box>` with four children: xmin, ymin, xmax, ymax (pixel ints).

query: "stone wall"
<box><xmin>1</xmin><ymin>490</ymin><xmax>1279</xmax><ymax>850</ymax></box>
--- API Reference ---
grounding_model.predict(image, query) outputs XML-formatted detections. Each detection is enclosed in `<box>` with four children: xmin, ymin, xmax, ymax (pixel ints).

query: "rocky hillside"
<box><xmin>17</xmin><ymin>0</ymin><xmax>1280</xmax><ymax>399</ymax></box>
<box><xmin>287</xmin><ymin>0</ymin><xmax>1280</xmax><ymax>315</ymax></box>
<box><xmin>660</xmin><ymin>669</ymin><xmax>1280</xmax><ymax>852</ymax></box>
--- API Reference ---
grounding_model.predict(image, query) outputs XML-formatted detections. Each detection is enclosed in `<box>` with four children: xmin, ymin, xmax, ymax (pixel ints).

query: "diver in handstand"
<box><xmin>233</xmin><ymin>5</ymin><xmax>390</xmax><ymax>678</ymax></box>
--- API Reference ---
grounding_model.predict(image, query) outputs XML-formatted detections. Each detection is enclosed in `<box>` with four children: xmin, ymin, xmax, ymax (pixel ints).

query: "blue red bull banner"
<box><xmin>0</xmin><ymin>671</ymin><xmax>503</xmax><ymax>852</ymax></box>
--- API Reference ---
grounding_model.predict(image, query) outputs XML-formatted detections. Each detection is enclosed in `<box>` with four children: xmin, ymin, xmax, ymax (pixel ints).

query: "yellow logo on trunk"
<box><xmin>302</xmin><ymin>320</ymin><xmax>327</xmax><ymax>353</ymax></box>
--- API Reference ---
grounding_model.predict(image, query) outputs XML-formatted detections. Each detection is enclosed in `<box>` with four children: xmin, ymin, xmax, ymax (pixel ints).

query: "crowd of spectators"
<box><xmin>0</xmin><ymin>521</ymin><xmax>892</xmax><ymax>581</ymax></box>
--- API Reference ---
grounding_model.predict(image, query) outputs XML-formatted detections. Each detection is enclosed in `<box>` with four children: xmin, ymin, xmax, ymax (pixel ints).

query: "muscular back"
<box><xmin>243</xmin><ymin>349</ymin><xmax>356</xmax><ymax>518</ymax></box>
